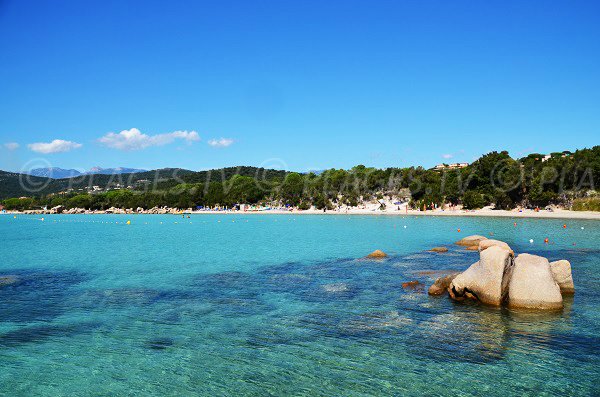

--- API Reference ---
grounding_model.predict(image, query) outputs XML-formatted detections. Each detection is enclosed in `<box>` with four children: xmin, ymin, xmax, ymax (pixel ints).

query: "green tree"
<box><xmin>279</xmin><ymin>172</ymin><xmax>304</xmax><ymax>205</ymax></box>
<box><xmin>462</xmin><ymin>191</ymin><xmax>486</xmax><ymax>209</ymax></box>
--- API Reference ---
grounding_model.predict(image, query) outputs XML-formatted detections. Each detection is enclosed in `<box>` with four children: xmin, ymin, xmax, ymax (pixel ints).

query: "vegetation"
<box><xmin>2</xmin><ymin>146</ymin><xmax>600</xmax><ymax>211</ymax></box>
<box><xmin>572</xmin><ymin>197</ymin><xmax>600</xmax><ymax>212</ymax></box>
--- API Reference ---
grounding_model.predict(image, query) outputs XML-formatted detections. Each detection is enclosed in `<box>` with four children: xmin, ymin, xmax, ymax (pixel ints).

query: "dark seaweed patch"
<box><xmin>0</xmin><ymin>270</ymin><xmax>87</xmax><ymax>323</ymax></box>
<box><xmin>0</xmin><ymin>322</ymin><xmax>100</xmax><ymax>348</ymax></box>
<box><xmin>144</xmin><ymin>337</ymin><xmax>175</xmax><ymax>351</ymax></box>
<box><xmin>74</xmin><ymin>288</ymin><xmax>165</xmax><ymax>309</ymax></box>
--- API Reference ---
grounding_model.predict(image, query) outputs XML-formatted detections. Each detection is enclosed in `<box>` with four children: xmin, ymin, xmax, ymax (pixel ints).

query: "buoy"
<box><xmin>403</xmin><ymin>225</ymin><xmax>407</xmax><ymax>229</ymax></box>
<box><xmin>13</xmin><ymin>215</ymin><xmax>16</xmax><ymax>219</ymax></box>
<box><xmin>581</xmin><ymin>227</ymin><xmax>584</xmax><ymax>230</ymax></box>
<box><xmin>514</xmin><ymin>222</ymin><xmax>517</xmax><ymax>227</ymax></box>
<box><xmin>126</xmin><ymin>220</ymin><xmax>131</xmax><ymax>225</ymax></box>
<box><xmin>563</xmin><ymin>224</ymin><xmax>567</xmax><ymax>229</ymax></box>
<box><xmin>41</xmin><ymin>218</ymin><xmax>44</xmax><ymax>222</ymax></box>
<box><xmin>457</xmin><ymin>228</ymin><xmax>461</xmax><ymax>232</ymax></box>
<box><xmin>529</xmin><ymin>239</ymin><xmax>534</xmax><ymax>244</ymax></box>
<box><xmin>544</xmin><ymin>238</ymin><xmax>549</xmax><ymax>244</ymax></box>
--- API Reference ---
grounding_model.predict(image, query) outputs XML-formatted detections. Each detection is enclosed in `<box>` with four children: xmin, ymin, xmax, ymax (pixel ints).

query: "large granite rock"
<box><xmin>550</xmin><ymin>260</ymin><xmax>575</xmax><ymax>294</ymax></box>
<box><xmin>478</xmin><ymin>239</ymin><xmax>514</xmax><ymax>256</ymax></box>
<box><xmin>455</xmin><ymin>235</ymin><xmax>487</xmax><ymax>247</ymax></box>
<box><xmin>449</xmin><ymin>246</ymin><xmax>513</xmax><ymax>306</ymax></box>
<box><xmin>428</xmin><ymin>273</ymin><xmax>460</xmax><ymax>296</ymax></box>
<box><xmin>508</xmin><ymin>254</ymin><xmax>563</xmax><ymax>310</ymax></box>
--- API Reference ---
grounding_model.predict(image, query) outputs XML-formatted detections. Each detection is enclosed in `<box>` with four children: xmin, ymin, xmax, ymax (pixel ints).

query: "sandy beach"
<box><xmin>192</xmin><ymin>207</ymin><xmax>600</xmax><ymax>220</ymax></box>
<box><xmin>7</xmin><ymin>203</ymin><xmax>600</xmax><ymax>220</ymax></box>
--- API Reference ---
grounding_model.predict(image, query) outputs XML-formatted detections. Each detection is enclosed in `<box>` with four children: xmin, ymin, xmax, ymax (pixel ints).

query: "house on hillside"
<box><xmin>541</xmin><ymin>152</ymin><xmax>572</xmax><ymax>162</ymax></box>
<box><xmin>433</xmin><ymin>162</ymin><xmax>469</xmax><ymax>171</ymax></box>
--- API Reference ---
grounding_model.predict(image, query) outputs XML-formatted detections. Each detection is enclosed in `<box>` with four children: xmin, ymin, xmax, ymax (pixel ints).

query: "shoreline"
<box><xmin>4</xmin><ymin>208</ymin><xmax>600</xmax><ymax>220</ymax></box>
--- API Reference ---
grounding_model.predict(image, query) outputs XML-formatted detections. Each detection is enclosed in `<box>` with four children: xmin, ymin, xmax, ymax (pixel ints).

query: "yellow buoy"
<box><xmin>126</xmin><ymin>220</ymin><xmax>131</xmax><ymax>225</ymax></box>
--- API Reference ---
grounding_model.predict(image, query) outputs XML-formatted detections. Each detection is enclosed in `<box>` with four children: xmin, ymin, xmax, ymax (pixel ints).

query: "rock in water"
<box><xmin>455</xmin><ymin>235</ymin><xmax>488</xmax><ymax>247</ymax></box>
<box><xmin>478</xmin><ymin>239</ymin><xmax>514</xmax><ymax>256</ymax></box>
<box><xmin>322</xmin><ymin>283</ymin><xmax>350</xmax><ymax>293</ymax></box>
<box><xmin>550</xmin><ymin>260</ymin><xmax>575</xmax><ymax>295</ymax></box>
<box><xmin>508</xmin><ymin>254</ymin><xmax>563</xmax><ymax>310</ymax></box>
<box><xmin>402</xmin><ymin>280</ymin><xmax>423</xmax><ymax>291</ymax></box>
<box><xmin>0</xmin><ymin>276</ymin><xmax>18</xmax><ymax>287</ymax></box>
<box><xmin>366</xmin><ymin>250</ymin><xmax>387</xmax><ymax>259</ymax></box>
<box><xmin>428</xmin><ymin>273</ymin><xmax>460</xmax><ymax>296</ymax></box>
<box><xmin>465</xmin><ymin>245</ymin><xmax>479</xmax><ymax>251</ymax></box>
<box><xmin>430</xmin><ymin>247</ymin><xmax>449</xmax><ymax>253</ymax></box>
<box><xmin>449</xmin><ymin>246</ymin><xmax>513</xmax><ymax>306</ymax></box>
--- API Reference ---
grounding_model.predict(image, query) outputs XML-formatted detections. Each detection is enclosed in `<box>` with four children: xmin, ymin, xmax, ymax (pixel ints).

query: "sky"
<box><xmin>1</xmin><ymin>0</ymin><xmax>599</xmax><ymax>173</ymax></box>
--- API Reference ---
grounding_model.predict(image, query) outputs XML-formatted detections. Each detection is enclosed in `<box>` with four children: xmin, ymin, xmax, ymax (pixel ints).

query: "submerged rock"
<box><xmin>430</xmin><ymin>247</ymin><xmax>449</xmax><ymax>253</ymax></box>
<box><xmin>478</xmin><ymin>239</ymin><xmax>514</xmax><ymax>256</ymax></box>
<box><xmin>508</xmin><ymin>254</ymin><xmax>563</xmax><ymax>310</ymax></box>
<box><xmin>0</xmin><ymin>276</ymin><xmax>19</xmax><ymax>287</ymax></box>
<box><xmin>416</xmin><ymin>270</ymin><xmax>458</xmax><ymax>277</ymax></box>
<box><xmin>550</xmin><ymin>260</ymin><xmax>575</xmax><ymax>294</ymax></box>
<box><xmin>455</xmin><ymin>235</ymin><xmax>487</xmax><ymax>247</ymax></box>
<box><xmin>341</xmin><ymin>311</ymin><xmax>412</xmax><ymax>335</ymax></box>
<box><xmin>145</xmin><ymin>337</ymin><xmax>175</xmax><ymax>350</ymax></box>
<box><xmin>322</xmin><ymin>283</ymin><xmax>350</xmax><ymax>293</ymax></box>
<box><xmin>449</xmin><ymin>246</ymin><xmax>513</xmax><ymax>306</ymax></box>
<box><xmin>366</xmin><ymin>250</ymin><xmax>387</xmax><ymax>259</ymax></box>
<box><xmin>402</xmin><ymin>280</ymin><xmax>423</xmax><ymax>291</ymax></box>
<box><xmin>428</xmin><ymin>273</ymin><xmax>460</xmax><ymax>296</ymax></box>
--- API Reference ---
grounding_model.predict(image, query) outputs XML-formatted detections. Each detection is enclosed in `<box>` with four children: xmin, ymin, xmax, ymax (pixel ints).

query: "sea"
<box><xmin>1</xmin><ymin>214</ymin><xmax>599</xmax><ymax>396</ymax></box>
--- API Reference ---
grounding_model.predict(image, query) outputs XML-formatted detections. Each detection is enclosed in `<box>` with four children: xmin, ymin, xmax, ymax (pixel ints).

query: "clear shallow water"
<box><xmin>1</xmin><ymin>214</ymin><xmax>599</xmax><ymax>396</ymax></box>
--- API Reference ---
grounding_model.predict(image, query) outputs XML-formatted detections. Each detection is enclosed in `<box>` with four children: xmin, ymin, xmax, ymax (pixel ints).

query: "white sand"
<box><xmin>193</xmin><ymin>207</ymin><xmax>600</xmax><ymax>220</ymax></box>
<box><xmin>6</xmin><ymin>205</ymin><xmax>600</xmax><ymax>219</ymax></box>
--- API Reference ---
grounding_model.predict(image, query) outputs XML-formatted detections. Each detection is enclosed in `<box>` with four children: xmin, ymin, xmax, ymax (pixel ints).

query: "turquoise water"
<box><xmin>1</xmin><ymin>214</ymin><xmax>599</xmax><ymax>396</ymax></box>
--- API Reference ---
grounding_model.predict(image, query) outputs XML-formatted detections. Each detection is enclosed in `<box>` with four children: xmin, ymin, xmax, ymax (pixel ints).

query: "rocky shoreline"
<box><xmin>15</xmin><ymin>205</ymin><xmax>188</xmax><ymax>215</ymax></box>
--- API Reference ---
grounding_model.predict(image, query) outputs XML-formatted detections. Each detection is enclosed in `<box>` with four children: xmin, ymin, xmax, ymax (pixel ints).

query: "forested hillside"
<box><xmin>2</xmin><ymin>146</ymin><xmax>599</xmax><ymax>211</ymax></box>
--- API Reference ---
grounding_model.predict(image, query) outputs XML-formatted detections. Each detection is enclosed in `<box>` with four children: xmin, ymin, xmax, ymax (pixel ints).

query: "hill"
<box><xmin>28</xmin><ymin>166</ymin><xmax>147</xmax><ymax>179</ymax></box>
<box><xmin>0</xmin><ymin>166</ymin><xmax>289</xmax><ymax>199</ymax></box>
<box><xmin>28</xmin><ymin>167</ymin><xmax>82</xmax><ymax>179</ymax></box>
<box><xmin>0</xmin><ymin>171</ymin><xmax>55</xmax><ymax>200</ymax></box>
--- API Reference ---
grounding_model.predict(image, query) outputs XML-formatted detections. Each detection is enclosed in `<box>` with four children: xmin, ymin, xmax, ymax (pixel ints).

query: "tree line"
<box><xmin>2</xmin><ymin>146</ymin><xmax>599</xmax><ymax>211</ymax></box>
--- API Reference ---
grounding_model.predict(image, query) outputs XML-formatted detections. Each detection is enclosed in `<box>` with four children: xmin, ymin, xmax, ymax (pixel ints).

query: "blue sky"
<box><xmin>1</xmin><ymin>0</ymin><xmax>599</xmax><ymax>173</ymax></box>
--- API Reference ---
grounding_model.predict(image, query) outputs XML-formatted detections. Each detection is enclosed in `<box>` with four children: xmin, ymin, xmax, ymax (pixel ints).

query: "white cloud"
<box><xmin>208</xmin><ymin>138</ymin><xmax>234</xmax><ymax>148</ymax></box>
<box><xmin>442</xmin><ymin>153</ymin><xmax>453</xmax><ymax>159</ymax></box>
<box><xmin>28</xmin><ymin>139</ymin><xmax>82</xmax><ymax>154</ymax></box>
<box><xmin>3</xmin><ymin>142</ymin><xmax>19</xmax><ymax>151</ymax></box>
<box><xmin>98</xmin><ymin>128</ymin><xmax>200</xmax><ymax>150</ymax></box>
